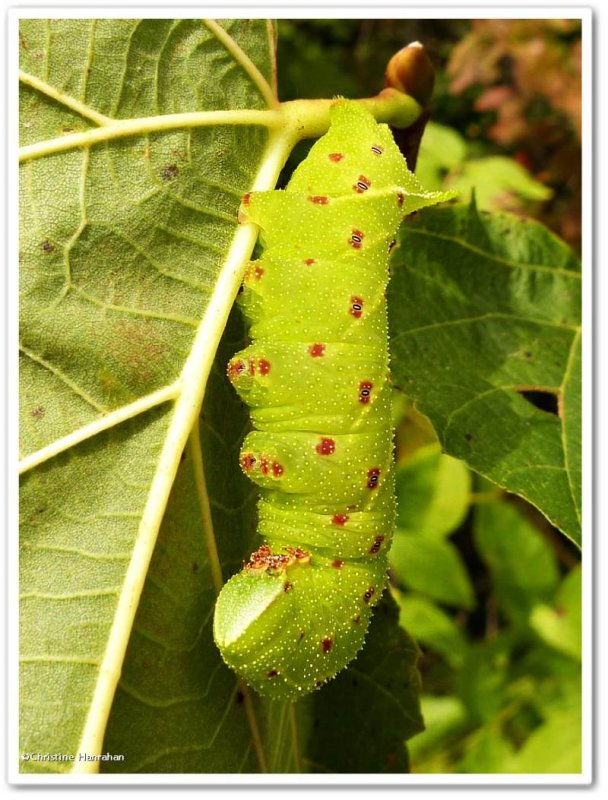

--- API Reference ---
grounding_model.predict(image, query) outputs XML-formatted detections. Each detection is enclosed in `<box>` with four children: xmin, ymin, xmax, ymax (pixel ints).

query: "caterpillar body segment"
<box><xmin>213</xmin><ymin>101</ymin><xmax>453</xmax><ymax>700</ymax></box>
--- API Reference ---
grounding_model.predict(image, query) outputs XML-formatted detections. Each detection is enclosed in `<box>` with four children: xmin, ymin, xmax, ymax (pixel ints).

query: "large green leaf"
<box><xmin>19</xmin><ymin>18</ymin><xmax>279</xmax><ymax>774</ymax></box>
<box><xmin>389</xmin><ymin>201</ymin><xmax>582</xmax><ymax>545</ymax></box>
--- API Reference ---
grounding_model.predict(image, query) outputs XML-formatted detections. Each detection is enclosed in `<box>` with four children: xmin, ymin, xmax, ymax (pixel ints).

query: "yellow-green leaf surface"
<box><xmin>389</xmin><ymin>201</ymin><xmax>582</xmax><ymax>545</ymax></box>
<box><xmin>19</xmin><ymin>18</ymin><xmax>281</xmax><ymax>774</ymax></box>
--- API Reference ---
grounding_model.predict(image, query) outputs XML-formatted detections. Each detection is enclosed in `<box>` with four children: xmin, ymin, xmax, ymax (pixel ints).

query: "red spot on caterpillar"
<box><xmin>242</xmin><ymin>192</ymin><xmax>252</xmax><ymax>205</ymax></box>
<box><xmin>359</xmin><ymin>381</ymin><xmax>373</xmax><ymax>404</ymax></box>
<box><xmin>332</xmin><ymin>514</ymin><xmax>349</xmax><ymax>526</ymax></box>
<box><xmin>227</xmin><ymin>359</ymin><xmax>246</xmax><ymax>380</ymax></box>
<box><xmin>354</xmin><ymin>175</ymin><xmax>371</xmax><ymax>193</ymax></box>
<box><xmin>303</xmin><ymin>258</ymin><xmax>316</xmax><ymax>266</ymax></box>
<box><xmin>316</xmin><ymin>437</ymin><xmax>336</xmax><ymax>456</ymax></box>
<box><xmin>308</xmin><ymin>195</ymin><xmax>329</xmax><ymax>205</ymax></box>
<box><xmin>288</xmin><ymin>546</ymin><xmax>310</xmax><ymax>563</ymax></box>
<box><xmin>244</xmin><ymin>264</ymin><xmax>264</xmax><ymax>283</ymax></box>
<box><xmin>267</xmin><ymin>669</ymin><xmax>279</xmax><ymax>678</ymax></box>
<box><xmin>258</xmin><ymin>358</ymin><xmax>271</xmax><ymax>375</ymax></box>
<box><xmin>349</xmin><ymin>229</ymin><xmax>364</xmax><ymax>249</ymax></box>
<box><xmin>249</xmin><ymin>544</ymin><xmax>271</xmax><ymax>565</ymax></box>
<box><xmin>350</xmin><ymin>296</ymin><xmax>364</xmax><ymax>319</ymax></box>
<box><xmin>247</xmin><ymin>544</ymin><xmax>311</xmax><ymax>573</ymax></box>
<box><xmin>369</xmin><ymin>535</ymin><xmax>385</xmax><ymax>554</ymax></box>
<box><xmin>367</xmin><ymin>468</ymin><xmax>381</xmax><ymax>489</ymax></box>
<box><xmin>397</xmin><ymin>192</ymin><xmax>404</xmax><ymax>207</ymax></box>
<box><xmin>371</xmin><ymin>145</ymin><xmax>384</xmax><ymax>156</ymax></box>
<box><xmin>259</xmin><ymin>457</ymin><xmax>270</xmax><ymax>476</ymax></box>
<box><xmin>363</xmin><ymin>587</ymin><xmax>376</xmax><ymax>604</ymax></box>
<box><xmin>329</xmin><ymin>152</ymin><xmax>344</xmax><ymax>162</ymax></box>
<box><xmin>332</xmin><ymin>559</ymin><xmax>344</xmax><ymax>569</ymax></box>
<box><xmin>321</xmin><ymin>636</ymin><xmax>333</xmax><ymax>653</ymax></box>
<box><xmin>309</xmin><ymin>343</ymin><xmax>326</xmax><ymax>357</ymax></box>
<box><xmin>272</xmin><ymin>462</ymin><xmax>284</xmax><ymax>478</ymax></box>
<box><xmin>240</xmin><ymin>453</ymin><xmax>256</xmax><ymax>472</ymax></box>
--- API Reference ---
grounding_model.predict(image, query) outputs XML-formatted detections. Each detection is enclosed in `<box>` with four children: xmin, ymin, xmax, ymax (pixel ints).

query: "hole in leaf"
<box><xmin>516</xmin><ymin>389</ymin><xmax>559</xmax><ymax>416</ymax></box>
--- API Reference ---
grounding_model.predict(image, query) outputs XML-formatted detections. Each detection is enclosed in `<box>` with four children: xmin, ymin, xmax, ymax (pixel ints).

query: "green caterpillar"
<box><xmin>213</xmin><ymin>101</ymin><xmax>451</xmax><ymax>700</ymax></box>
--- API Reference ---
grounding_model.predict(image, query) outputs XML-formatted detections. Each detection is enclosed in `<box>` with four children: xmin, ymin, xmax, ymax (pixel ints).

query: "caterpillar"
<box><xmin>213</xmin><ymin>101</ymin><xmax>452</xmax><ymax>700</ymax></box>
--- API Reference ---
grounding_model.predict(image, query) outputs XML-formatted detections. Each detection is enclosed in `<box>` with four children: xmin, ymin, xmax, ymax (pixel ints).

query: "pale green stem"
<box><xmin>19</xmin><ymin>382</ymin><xmax>181</xmax><ymax>476</ymax></box>
<box><xmin>188</xmin><ymin>424</ymin><xmax>224</xmax><ymax>595</ymax></box>
<box><xmin>19</xmin><ymin>68</ymin><xmax>112</xmax><ymax>126</ymax></box>
<box><xmin>202</xmin><ymin>19</ymin><xmax>278</xmax><ymax>109</ymax></box>
<box><xmin>19</xmin><ymin>109</ymin><xmax>283</xmax><ymax>163</ymax></box>
<box><xmin>19</xmin><ymin>90</ymin><xmax>422</xmax><ymax>164</ymax></box>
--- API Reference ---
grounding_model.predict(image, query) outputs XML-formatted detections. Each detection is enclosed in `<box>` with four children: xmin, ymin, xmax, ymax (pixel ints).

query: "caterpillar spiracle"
<box><xmin>213</xmin><ymin>100</ymin><xmax>452</xmax><ymax>700</ymax></box>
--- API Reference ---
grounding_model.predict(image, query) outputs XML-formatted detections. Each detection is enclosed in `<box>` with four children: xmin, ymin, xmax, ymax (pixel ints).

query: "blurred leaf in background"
<box><xmin>393</xmin><ymin>457</ymin><xmax>581</xmax><ymax>773</ymax></box>
<box><xmin>417</xmin><ymin>122</ymin><xmax>553</xmax><ymax>212</ymax></box>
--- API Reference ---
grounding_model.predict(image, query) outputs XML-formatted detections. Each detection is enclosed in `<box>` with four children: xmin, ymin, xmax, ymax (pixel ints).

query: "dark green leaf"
<box><xmin>389</xmin><ymin>201</ymin><xmax>582</xmax><ymax>544</ymax></box>
<box><xmin>19</xmin><ymin>18</ymin><xmax>275</xmax><ymax>774</ymax></box>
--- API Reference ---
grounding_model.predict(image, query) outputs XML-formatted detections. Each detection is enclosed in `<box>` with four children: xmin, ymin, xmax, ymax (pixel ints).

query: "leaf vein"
<box><xmin>21</xmin><ymin>589</ymin><xmax>120</xmax><ymax>601</ymax></box>
<box><xmin>393</xmin><ymin>311</ymin><xmax>580</xmax><ymax>340</ymax></box>
<box><xmin>406</xmin><ymin>225</ymin><xmax>582</xmax><ymax>279</ymax></box>
<box><xmin>19</xmin><ymin>343</ymin><xmax>107</xmax><ymax>412</ymax></box>
<box><xmin>69</xmin><ymin>285</ymin><xmax>199</xmax><ymax>327</ymax></box>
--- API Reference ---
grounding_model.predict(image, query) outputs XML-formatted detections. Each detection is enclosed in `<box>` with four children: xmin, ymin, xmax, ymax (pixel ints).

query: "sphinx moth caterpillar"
<box><xmin>213</xmin><ymin>100</ymin><xmax>452</xmax><ymax>700</ymax></box>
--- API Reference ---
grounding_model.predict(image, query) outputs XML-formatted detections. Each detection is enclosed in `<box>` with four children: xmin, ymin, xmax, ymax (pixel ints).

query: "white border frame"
<box><xmin>5</xmin><ymin>2</ymin><xmax>594</xmax><ymax>788</ymax></box>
